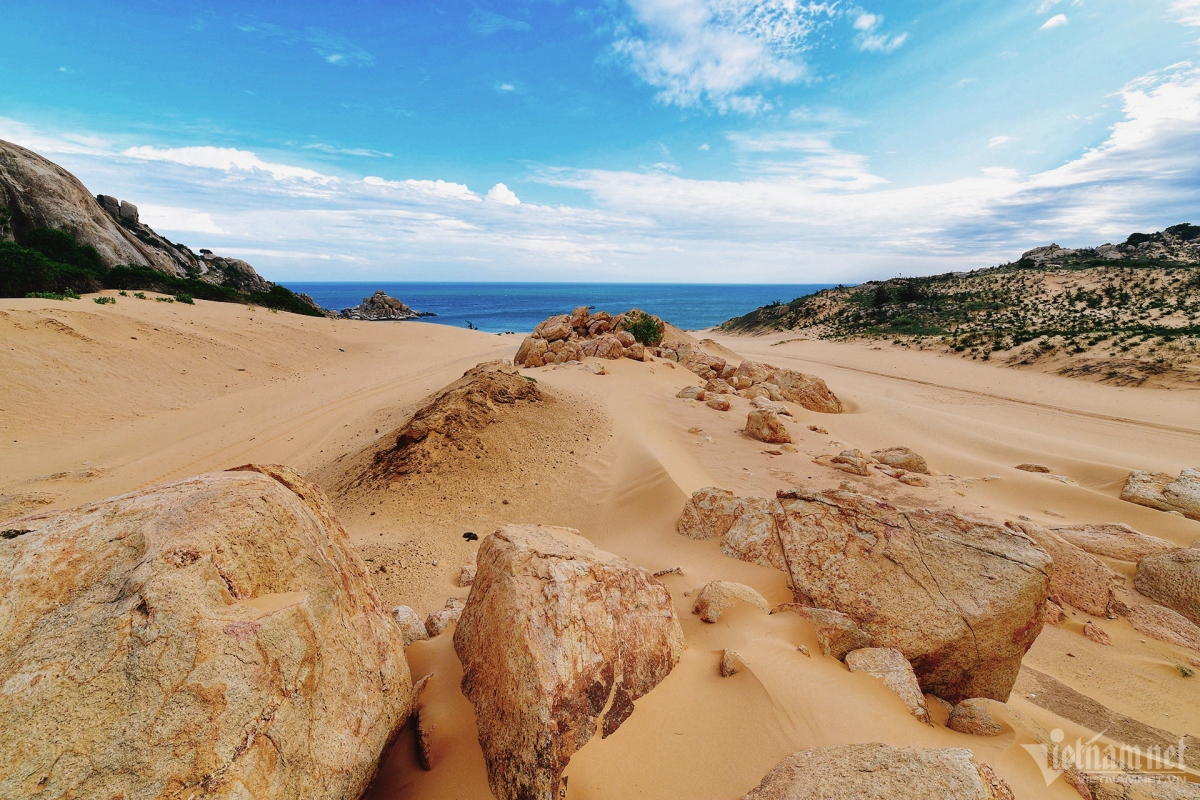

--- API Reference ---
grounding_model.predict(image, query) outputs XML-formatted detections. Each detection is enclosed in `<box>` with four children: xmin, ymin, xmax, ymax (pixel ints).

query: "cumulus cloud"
<box><xmin>1040</xmin><ymin>14</ymin><xmax>1068</xmax><ymax>30</ymax></box>
<box><xmin>611</xmin><ymin>0</ymin><xmax>840</xmax><ymax>113</ymax></box>
<box><xmin>486</xmin><ymin>183</ymin><xmax>522</xmax><ymax>205</ymax></box>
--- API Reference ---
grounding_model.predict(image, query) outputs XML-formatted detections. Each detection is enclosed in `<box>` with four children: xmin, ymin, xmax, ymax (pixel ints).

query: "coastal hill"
<box><xmin>720</xmin><ymin>224</ymin><xmax>1200</xmax><ymax>386</ymax></box>
<box><xmin>0</xmin><ymin>139</ymin><xmax>323</xmax><ymax>314</ymax></box>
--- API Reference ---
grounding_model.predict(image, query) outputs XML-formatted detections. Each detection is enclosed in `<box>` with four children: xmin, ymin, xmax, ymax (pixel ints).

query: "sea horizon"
<box><xmin>288</xmin><ymin>281</ymin><xmax>837</xmax><ymax>333</ymax></box>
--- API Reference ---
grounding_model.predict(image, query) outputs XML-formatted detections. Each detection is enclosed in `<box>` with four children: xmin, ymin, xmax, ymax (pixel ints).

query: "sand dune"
<box><xmin>3</xmin><ymin>294</ymin><xmax>1198</xmax><ymax>798</ymax></box>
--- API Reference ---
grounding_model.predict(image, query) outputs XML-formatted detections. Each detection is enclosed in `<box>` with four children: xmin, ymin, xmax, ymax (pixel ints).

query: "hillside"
<box><xmin>720</xmin><ymin>224</ymin><xmax>1200</xmax><ymax>386</ymax></box>
<box><xmin>0</xmin><ymin>139</ymin><xmax>324</xmax><ymax>315</ymax></box>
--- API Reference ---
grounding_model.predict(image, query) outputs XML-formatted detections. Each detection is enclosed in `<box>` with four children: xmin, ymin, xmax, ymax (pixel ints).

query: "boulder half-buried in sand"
<box><xmin>453</xmin><ymin>525</ymin><xmax>684</xmax><ymax>800</ymax></box>
<box><xmin>1120</xmin><ymin>469</ymin><xmax>1200</xmax><ymax>520</ymax></box>
<box><xmin>1135</xmin><ymin>547</ymin><xmax>1200</xmax><ymax>626</ymax></box>
<box><xmin>679</xmin><ymin>486</ymin><xmax>1051</xmax><ymax>703</ymax></box>
<box><xmin>741</xmin><ymin>742</ymin><xmax>1013</xmax><ymax>799</ymax></box>
<box><xmin>0</xmin><ymin>464</ymin><xmax>412</xmax><ymax>800</ymax></box>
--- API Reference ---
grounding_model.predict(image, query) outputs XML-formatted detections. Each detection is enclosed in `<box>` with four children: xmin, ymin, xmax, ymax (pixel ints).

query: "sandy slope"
<box><xmin>2</xmin><ymin>294</ymin><xmax>1199</xmax><ymax>799</ymax></box>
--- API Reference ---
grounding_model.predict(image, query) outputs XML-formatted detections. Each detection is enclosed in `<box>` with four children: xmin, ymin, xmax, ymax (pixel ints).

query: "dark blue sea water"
<box><xmin>287</xmin><ymin>283</ymin><xmax>832</xmax><ymax>333</ymax></box>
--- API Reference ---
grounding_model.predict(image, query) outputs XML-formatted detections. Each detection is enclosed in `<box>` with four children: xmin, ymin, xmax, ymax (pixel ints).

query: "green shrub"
<box><xmin>134</xmin><ymin>291</ymin><xmax>146</xmax><ymax>299</ymax></box>
<box><xmin>24</xmin><ymin>290</ymin><xmax>80</xmax><ymax>300</ymax></box>
<box><xmin>94</xmin><ymin>296</ymin><xmax>116</xmax><ymax>305</ymax></box>
<box><xmin>623</xmin><ymin>310</ymin><xmax>664</xmax><ymax>346</ymax></box>
<box><xmin>156</xmin><ymin>296</ymin><xmax>175</xmax><ymax>303</ymax></box>
<box><xmin>174</xmin><ymin>292</ymin><xmax>195</xmax><ymax>305</ymax></box>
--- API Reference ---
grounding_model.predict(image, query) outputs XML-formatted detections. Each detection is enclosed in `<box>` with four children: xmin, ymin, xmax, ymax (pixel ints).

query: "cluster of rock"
<box><xmin>1121</xmin><ymin>468</ymin><xmax>1200</xmax><ymax>520</ymax></box>
<box><xmin>811</xmin><ymin>445</ymin><xmax>931</xmax><ymax>486</ymax></box>
<box><xmin>679</xmin><ymin>485</ymin><xmax>1051</xmax><ymax>702</ymax></box>
<box><xmin>684</xmin><ymin>359</ymin><xmax>843</xmax><ymax>414</ymax></box>
<box><xmin>0</xmin><ymin>465</ymin><xmax>413</xmax><ymax>800</ymax></box>
<box><xmin>339</xmin><ymin>290</ymin><xmax>433</xmax><ymax>321</ymax></box>
<box><xmin>514</xmin><ymin>306</ymin><xmax>659</xmax><ymax>367</ymax></box>
<box><xmin>1021</xmin><ymin>222</ymin><xmax>1200</xmax><ymax>265</ymax></box>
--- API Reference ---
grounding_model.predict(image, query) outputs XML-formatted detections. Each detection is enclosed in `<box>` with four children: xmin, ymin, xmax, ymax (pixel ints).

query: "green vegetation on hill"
<box><xmin>0</xmin><ymin>227</ymin><xmax>323</xmax><ymax>317</ymax></box>
<box><xmin>720</xmin><ymin>224</ymin><xmax>1200</xmax><ymax>386</ymax></box>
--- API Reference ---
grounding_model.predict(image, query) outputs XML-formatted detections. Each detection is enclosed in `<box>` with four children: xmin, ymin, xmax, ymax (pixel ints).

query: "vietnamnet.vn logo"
<box><xmin>1020</xmin><ymin>727</ymin><xmax>1189</xmax><ymax>787</ymax></box>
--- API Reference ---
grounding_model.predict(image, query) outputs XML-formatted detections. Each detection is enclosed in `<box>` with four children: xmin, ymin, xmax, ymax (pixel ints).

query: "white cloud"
<box><xmin>469</xmin><ymin>9</ymin><xmax>530</xmax><ymax>35</ymax></box>
<box><xmin>1041</xmin><ymin>14</ymin><xmax>1068</xmax><ymax>29</ymax></box>
<box><xmin>362</xmin><ymin>175</ymin><xmax>481</xmax><ymax>202</ymax></box>
<box><xmin>303</xmin><ymin>143</ymin><xmax>392</xmax><ymax>157</ymax></box>
<box><xmin>851</xmin><ymin>10</ymin><xmax>908</xmax><ymax>53</ymax></box>
<box><xmin>955</xmin><ymin>77</ymin><xmax>978</xmax><ymax>88</ymax></box>
<box><xmin>123</xmin><ymin>145</ymin><xmax>332</xmax><ymax>184</ymax></box>
<box><xmin>611</xmin><ymin>0</ymin><xmax>840</xmax><ymax>113</ymax></box>
<box><xmin>486</xmin><ymin>183</ymin><xmax>522</xmax><ymax>205</ymax></box>
<box><xmin>1173</xmin><ymin>0</ymin><xmax>1200</xmax><ymax>25</ymax></box>
<box><xmin>495</xmin><ymin>82</ymin><xmax>517</xmax><ymax>92</ymax></box>
<box><xmin>1036</xmin><ymin>0</ymin><xmax>1063</xmax><ymax>13</ymax></box>
<box><xmin>988</xmin><ymin>135</ymin><xmax>1010</xmax><ymax>147</ymax></box>
<box><xmin>699</xmin><ymin>142</ymin><xmax>711</xmax><ymax>150</ymax></box>
<box><xmin>137</xmin><ymin>205</ymin><xmax>227</xmax><ymax>235</ymax></box>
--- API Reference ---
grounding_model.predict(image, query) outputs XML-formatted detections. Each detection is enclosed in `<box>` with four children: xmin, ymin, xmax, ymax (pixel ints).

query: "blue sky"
<box><xmin>2</xmin><ymin>0</ymin><xmax>1199</xmax><ymax>282</ymax></box>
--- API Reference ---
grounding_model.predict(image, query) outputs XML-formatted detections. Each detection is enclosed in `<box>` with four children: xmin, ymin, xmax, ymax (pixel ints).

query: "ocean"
<box><xmin>286</xmin><ymin>282</ymin><xmax>833</xmax><ymax>333</ymax></box>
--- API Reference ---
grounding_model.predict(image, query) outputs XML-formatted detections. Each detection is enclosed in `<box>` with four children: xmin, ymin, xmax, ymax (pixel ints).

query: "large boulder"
<box><xmin>1049</xmin><ymin>522</ymin><xmax>1175</xmax><ymax>562</ymax></box>
<box><xmin>1121</xmin><ymin>469</ymin><xmax>1200</xmax><ymax>520</ymax></box>
<box><xmin>1008</xmin><ymin>521</ymin><xmax>1125</xmax><ymax>617</ymax></box>
<box><xmin>677</xmin><ymin>486</ymin><xmax>744</xmax><ymax>541</ymax></box>
<box><xmin>733</xmin><ymin>360</ymin><xmax>842</xmax><ymax>414</ymax></box>
<box><xmin>0</xmin><ymin>464</ymin><xmax>412</xmax><ymax>800</ymax></box>
<box><xmin>741</xmin><ymin>743</ymin><xmax>1012</xmax><ymax>800</ymax></box>
<box><xmin>338</xmin><ymin>289</ymin><xmax>424</xmax><ymax>321</ymax></box>
<box><xmin>1135</xmin><ymin>548</ymin><xmax>1200</xmax><ymax>625</ymax></box>
<box><xmin>684</xmin><ymin>487</ymin><xmax>1051</xmax><ymax>703</ymax></box>
<box><xmin>453</xmin><ymin>525</ymin><xmax>684</xmax><ymax>800</ymax></box>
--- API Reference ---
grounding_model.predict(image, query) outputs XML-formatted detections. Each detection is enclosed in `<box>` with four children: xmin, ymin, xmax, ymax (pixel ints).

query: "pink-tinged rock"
<box><xmin>0</xmin><ymin>465</ymin><xmax>412</xmax><ymax>800</ymax></box>
<box><xmin>1008</xmin><ymin>521</ymin><xmax>1125</xmax><ymax>618</ymax></box>
<box><xmin>1135</xmin><ymin>547</ymin><xmax>1200</xmax><ymax>625</ymax></box>
<box><xmin>677</xmin><ymin>385</ymin><xmax>706</xmax><ymax>400</ymax></box>
<box><xmin>742</xmin><ymin>743</ymin><xmax>1013</xmax><ymax>800</ymax></box>
<box><xmin>514</xmin><ymin>335</ymin><xmax>548</xmax><ymax>367</ymax></box>
<box><xmin>693</xmin><ymin>580</ymin><xmax>770</xmax><ymax>622</ymax></box>
<box><xmin>1121</xmin><ymin>469</ymin><xmax>1200</xmax><ymax>521</ymax></box>
<box><xmin>706</xmin><ymin>395</ymin><xmax>732</xmax><ymax>411</ymax></box>
<box><xmin>1127</xmin><ymin>603</ymin><xmax>1200</xmax><ymax>652</ymax></box>
<box><xmin>677</xmin><ymin>487</ymin><xmax>744</xmax><ymax>540</ymax></box>
<box><xmin>534</xmin><ymin>314</ymin><xmax>573</xmax><ymax>341</ymax></box>
<box><xmin>845</xmin><ymin>647</ymin><xmax>933</xmax><ymax>725</ymax></box>
<box><xmin>1083</xmin><ymin>621</ymin><xmax>1112</xmax><ymax>645</ymax></box>
<box><xmin>746</xmin><ymin>409</ymin><xmax>792</xmax><ymax>444</ymax></box>
<box><xmin>615</xmin><ymin>330</ymin><xmax>635</xmax><ymax>347</ymax></box>
<box><xmin>871</xmin><ymin>447</ymin><xmax>930</xmax><ymax>475</ymax></box>
<box><xmin>453</xmin><ymin>525</ymin><xmax>684</xmax><ymax>800</ymax></box>
<box><xmin>570</xmin><ymin>305</ymin><xmax>590</xmax><ymax>330</ymax></box>
<box><xmin>948</xmin><ymin>698</ymin><xmax>1006</xmax><ymax>737</ymax></box>
<box><xmin>789</xmin><ymin>606</ymin><xmax>873</xmax><ymax>660</ymax></box>
<box><xmin>1049</xmin><ymin>523</ymin><xmax>1174</xmax><ymax>563</ymax></box>
<box><xmin>721</xmin><ymin>497</ymin><xmax>789</xmax><ymax>572</ymax></box>
<box><xmin>426</xmin><ymin>597</ymin><xmax>465</xmax><ymax>637</ymax></box>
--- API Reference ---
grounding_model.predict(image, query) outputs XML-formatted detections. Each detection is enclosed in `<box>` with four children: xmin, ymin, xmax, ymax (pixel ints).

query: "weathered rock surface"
<box><xmin>1127</xmin><ymin>603</ymin><xmax>1200</xmax><ymax>652</ymax></box>
<box><xmin>1135</xmin><ymin>548</ymin><xmax>1200</xmax><ymax>625</ymax></box>
<box><xmin>1008</xmin><ymin>521</ymin><xmax>1125</xmax><ymax>618</ymax></box>
<box><xmin>787</xmin><ymin>606</ymin><xmax>872</xmax><ymax>660</ymax></box>
<box><xmin>721</xmin><ymin>496</ymin><xmax>789</xmax><ymax>572</ymax></box>
<box><xmin>871</xmin><ymin>447</ymin><xmax>930</xmax><ymax>474</ymax></box>
<box><xmin>948</xmin><ymin>698</ymin><xmax>1006</xmax><ymax>736</ymax></box>
<box><xmin>0</xmin><ymin>464</ymin><xmax>412</xmax><ymax>800</ymax></box>
<box><xmin>513</xmin><ymin>307</ymin><xmax>674</xmax><ymax>367</ymax></box>
<box><xmin>0</xmin><ymin>138</ymin><xmax>277</xmax><ymax>294</ymax></box>
<box><xmin>1016</xmin><ymin>463</ymin><xmax>1051</xmax><ymax>473</ymax></box>
<box><xmin>720</xmin><ymin>648</ymin><xmax>747</xmax><ymax>677</ymax></box>
<box><xmin>732</xmin><ymin>360</ymin><xmax>843</xmax><ymax>414</ymax></box>
<box><xmin>683</xmin><ymin>486</ymin><xmax>1051</xmax><ymax>702</ymax></box>
<box><xmin>453</xmin><ymin>525</ymin><xmax>684</xmax><ymax>800</ymax></box>
<box><xmin>425</xmin><ymin>597</ymin><xmax>465</xmax><ymax>637</ymax></box>
<box><xmin>1121</xmin><ymin>469</ymin><xmax>1200</xmax><ymax>521</ymax></box>
<box><xmin>677</xmin><ymin>486</ymin><xmax>744</xmax><ymax>541</ymax></box>
<box><xmin>844</xmin><ymin>647</ymin><xmax>932</xmax><ymax>724</ymax></box>
<box><xmin>746</xmin><ymin>409</ymin><xmax>792</xmax><ymax>443</ymax></box>
<box><xmin>339</xmin><ymin>289</ymin><xmax>431</xmax><ymax>321</ymax></box>
<box><xmin>459</xmin><ymin>551</ymin><xmax>478</xmax><ymax>586</ymax></box>
<box><xmin>1050</xmin><ymin>523</ymin><xmax>1176</xmax><ymax>562</ymax></box>
<box><xmin>741</xmin><ymin>743</ymin><xmax>1013</xmax><ymax>800</ymax></box>
<box><xmin>677</xmin><ymin>385</ymin><xmax>705</xmax><ymax>400</ymax></box>
<box><xmin>393</xmin><ymin>605</ymin><xmax>430</xmax><ymax>646</ymax></box>
<box><xmin>693</xmin><ymin>580</ymin><xmax>770</xmax><ymax>622</ymax></box>
<box><xmin>706</xmin><ymin>394</ymin><xmax>732</xmax><ymax>411</ymax></box>
<box><xmin>1084</xmin><ymin>620</ymin><xmax>1113</xmax><ymax>645</ymax></box>
<box><xmin>817</xmin><ymin>449</ymin><xmax>873</xmax><ymax>476</ymax></box>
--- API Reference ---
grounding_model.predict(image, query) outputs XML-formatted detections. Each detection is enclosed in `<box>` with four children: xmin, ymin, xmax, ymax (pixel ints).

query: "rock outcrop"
<box><xmin>787</xmin><ymin>606</ymin><xmax>873</xmax><ymax>660</ymax></box>
<box><xmin>0</xmin><ymin>464</ymin><xmax>412</xmax><ymax>800</ymax></box>
<box><xmin>745</xmin><ymin>409</ymin><xmax>792</xmax><ymax>443</ymax></box>
<box><xmin>693</xmin><ymin>580</ymin><xmax>770</xmax><ymax>622</ymax></box>
<box><xmin>1135</xmin><ymin>548</ymin><xmax>1200</xmax><ymax>625</ymax></box>
<box><xmin>741</xmin><ymin>743</ymin><xmax>1012</xmax><ymax>800</ymax></box>
<box><xmin>453</xmin><ymin>525</ymin><xmax>684</xmax><ymax>800</ymax></box>
<box><xmin>513</xmin><ymin>307</ymin><xmax>666</xmax><ymax>367</ymax></box>
<box><xmin>844</xmin><ymin>647</ymin><xmax>932</xmax><ymax>725</ymax></box>
<box><xmin>729</xmin><ymin>360</ymin><xmax>843</xmax><ymax>413</ymax></box>
<box><xmin>1049</xmin><ymin>523</ymin><xmax>1176</xmax><ymax>563</ymax></box>
<box><xmin>339</xmin><ymin>290</ymin><xmax>432</xmax><ymax>321</ymax></box>
<box><xmin>1008</xmin><ymin>521</ymin><xmax>1125</xmax><ymax>618</ymax></box>
<box><xmin>1127</xmin><ymin>604</ymin><xmax>1200</xmax><ymax>652</ymax></box>
<box><xmin>871</xmin><ymin>447</ymin><xmax>930</xmax><ymax>474</ymax></box>
<box><xmin>678</xmin><ymin>486</ymin><xmax>1051</xmax><ymax>702</ymax></box>
<box><xmin>1121</xmin><ymin>469</ymin><xmax>1200</xmax><ymax>521</ymax></box>
<box><xmin>0</xmin><ymin>138</ymin><xmax>275</xmax><ymax>293</ymax></box>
